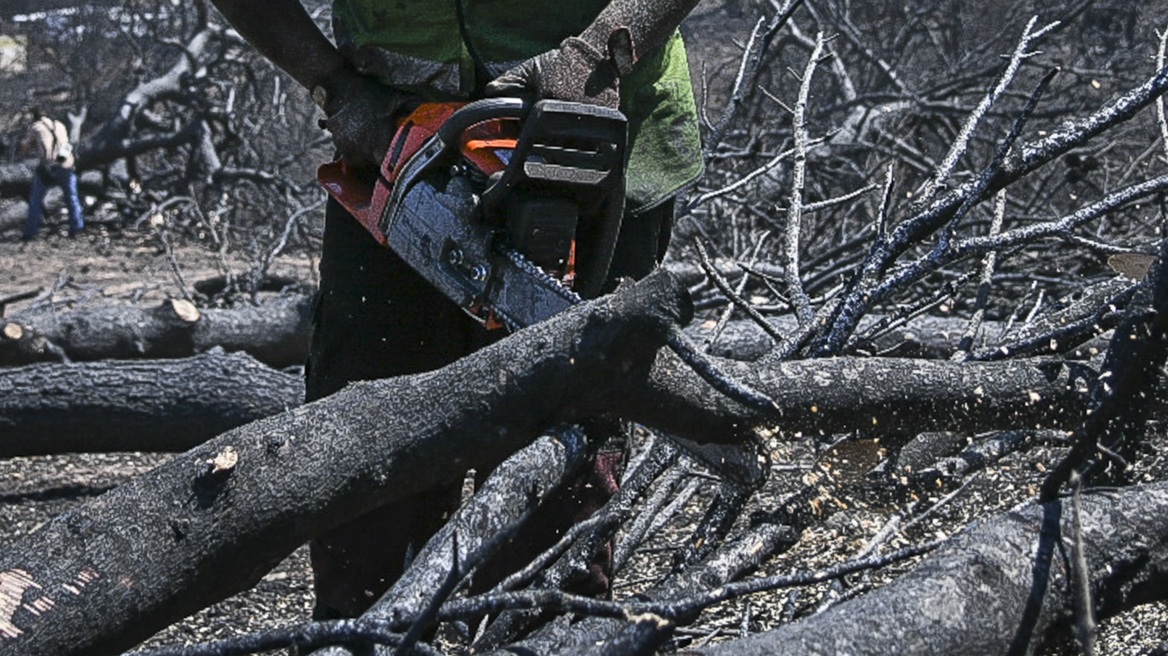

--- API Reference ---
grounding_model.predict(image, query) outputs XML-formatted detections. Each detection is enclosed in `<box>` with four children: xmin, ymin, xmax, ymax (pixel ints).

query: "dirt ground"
<box><xmin>3</xmin><ymin>225</ymin><xmax>1168</xmax><ymax>654</ymax></box>
<box><xmin>0</xmin><ymin>223</ymin><xmax>321</xmax><ymax>649</ymax></box>
<box><xmin>0</xmin><ymin>222</ymin><xmax>318</xmax><ymax>316</ymax></box>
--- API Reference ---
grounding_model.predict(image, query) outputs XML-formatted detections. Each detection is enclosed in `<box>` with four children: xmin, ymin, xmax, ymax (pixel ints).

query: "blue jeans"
<box><xmin>25</xmin><ymin>164</ymin><xmax>84</xmax><ymax>239</ymax></box>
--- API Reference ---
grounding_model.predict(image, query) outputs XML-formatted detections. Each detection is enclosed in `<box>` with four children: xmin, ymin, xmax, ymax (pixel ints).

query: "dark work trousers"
<box><xmin>306</xmin><ymin>196</ymin><xmax>673</xmax><ymax>619</ymax></box>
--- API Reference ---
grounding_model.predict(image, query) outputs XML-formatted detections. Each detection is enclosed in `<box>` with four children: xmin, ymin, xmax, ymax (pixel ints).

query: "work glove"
<box><xmin>315</xmin><ymin>71</ymin><xmax>413</xmax><ymax>171</ymax></box>
<box><xmin>484</xmin><ymin>29</ymin><xmax>635</xmax><ymax>110</ymax></box>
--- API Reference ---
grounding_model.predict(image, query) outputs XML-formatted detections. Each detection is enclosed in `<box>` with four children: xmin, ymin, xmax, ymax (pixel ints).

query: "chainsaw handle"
<box><xmin>437</xmin><ymin>97</ymin><xmax>529</xmax><ymax>145</ymax></box>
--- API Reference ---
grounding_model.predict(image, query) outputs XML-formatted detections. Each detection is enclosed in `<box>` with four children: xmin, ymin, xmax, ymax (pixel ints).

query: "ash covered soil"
<box><xmin>2</xmin><ymin>230</ymin><xmax>1168</xmax><ymax>654</ymax></box>
<box><xmin>1</xmin><ymin>227</ymin><xmax>319</xmax><ymax>648</ymax></box>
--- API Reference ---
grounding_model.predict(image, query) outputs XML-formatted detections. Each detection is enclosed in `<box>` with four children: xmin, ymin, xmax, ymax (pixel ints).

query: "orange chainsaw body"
<box><xmin>317</xmin><ymin>98</ymin><xmax>627</xmax><ymax>330</ymax></box>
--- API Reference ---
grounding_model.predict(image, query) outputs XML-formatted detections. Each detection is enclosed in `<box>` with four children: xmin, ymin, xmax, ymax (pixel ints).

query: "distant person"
<box><xmin>21</xmin><ymin>109</ymin><xmax>83</xmax><ymax>240</ymax></box>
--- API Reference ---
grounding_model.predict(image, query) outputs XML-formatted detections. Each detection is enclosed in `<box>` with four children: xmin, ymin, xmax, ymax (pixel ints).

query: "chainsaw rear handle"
<box><xmin>434</xmin><ymin>97</ymin><xmax>629</xmax><ymax>299</ymax></box>
<box><xmin>479</xmin><ymin>99</ymin><xmax>628</xmax><ymax>299</ymax></box>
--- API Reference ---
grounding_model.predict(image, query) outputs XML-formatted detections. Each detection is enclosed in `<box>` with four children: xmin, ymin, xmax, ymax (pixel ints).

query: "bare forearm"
<box><xmin>210</xmin><ymin>0</ymin><xmax>345</xmax><ymax>93</ymax></box>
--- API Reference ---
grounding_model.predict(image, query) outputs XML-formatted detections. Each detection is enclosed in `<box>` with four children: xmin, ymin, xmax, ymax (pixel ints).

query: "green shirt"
<box><xmin>332</xmin><ymin>0</ymin><xmax>703</xmax><ymax>213</ymax></box>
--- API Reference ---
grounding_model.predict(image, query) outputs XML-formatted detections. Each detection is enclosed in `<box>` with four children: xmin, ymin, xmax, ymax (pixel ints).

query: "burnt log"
<box><xmin>700</xmin><ymin>314</ymin><xmax>1113</xmax><ymax>361</ymax></box>
<box><xmin>1</xmin><ymin>306</ymin><xmax>1099</xmax><ymax>457</ymax></box>
<box><xmin>694</xmin><ymin>277</ymin><xmax>1132</xmax><ymax>362</ymax></box>
<box><xmin>689</xmin><ymin>481</ymin><xmax>1168</xmax><ymax>656</ymax></box>
<box><xmin>0</xmin><ymin>294</ymin><xmax>312</xmax><ymax>369</ymax></box>
<box><xmin>0</xmin><ymin>270</ymin><xmax>1121</xmax><ymax>654</ymax></box>
<box><xmin>0</xmin><ymin>270</ymin><xmax>684</xmax><ymax>656</ymax></box>
<box><xmin>0</xmin><ymin>351</ymin><xmax>303</xmax><ymax>455</ymax></box>
<box><xmin>0</xmin><ymin>350</ymin><xmax>1096</xmax><ymax>458</ymax></box>
<box><xmin>310</xmin><ymin>429</ymin><xmax>591</xmax><ymax>656</ymax></box>
<box><xmin>617</xmin><ymin>350</ymin><xmax>1094</xmax><ymax>443</ymax></box>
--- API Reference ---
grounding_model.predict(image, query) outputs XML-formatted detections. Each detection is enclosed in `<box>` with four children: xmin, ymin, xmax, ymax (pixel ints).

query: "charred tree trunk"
<box><xmin>0</xmin><ymin>295</ymin><xmax>312</xmax><ymax>369</ymax></box>
<box><xmin>0</xmin><ymin>351</ymin><xmax>1095</xmax><ymax>457</ymax></box>
<box><xmin>0</xmin><ymin>351</ymin><xmax>303</xmax><ymax>456</ymax></box>
<box><xmin>689</xmin><ymin>481</ymin><xmax>1168</xmax><ymax>656</ymax></box>
<box><xmin>695</xmin><ymin>277</ymin><xmax>1131</xmax><ymax>362</ymax></box>
<box><xmin>310</xmin><ymin>430</ymin><xmax>591</xmax><ymax>656</ymax></box>
<box><xmin>0</xmin><ymin>270</ymin><xmax>1130</xmax><ymax>654</ymax></box>
<box><xmin>0</xmin><ymin>271</ymin><xmax>684</xmax><ymax>656</ymax></box>
<box><xmin>616</xmin><ymin>350</ymin><xmax>1094</xmax><ymax>442</ymax></box>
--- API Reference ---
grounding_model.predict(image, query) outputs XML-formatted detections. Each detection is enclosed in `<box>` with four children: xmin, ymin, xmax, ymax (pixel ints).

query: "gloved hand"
<box><xmin>485</xmin><ymin>29</ymin><xmax>635</xmax><ymax>110</ymax></box>
<box><xmin>316</xmin><ymin>70</ymin><xmax>413</xmax><ymax>171</ymax></box>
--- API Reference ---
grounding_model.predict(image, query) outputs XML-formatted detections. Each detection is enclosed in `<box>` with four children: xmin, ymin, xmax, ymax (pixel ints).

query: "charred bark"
<box><xmin>311</xmin><ymin>430</ymin><xmax>590</xmax><ymax>656</ymax></box>
<box><xmin>616</xmin><ymin>350</ymin><xmax>1095</xmax><ymax>443</ymax></box>
<box><xmin>0</xmin><ymin>295</ymin><xmax>312</xmax><ymax>369</ymax></box>
<box><xmin>688</xmin><ymin>481</ymin><xmax>1168</xmax><ymax>656</ymax></box>
<box><xmin>0</xmin><ymin>351</ymin><xmax>302</xmax><ymax>455</ymax></box>
<box><xmin>695</xmin><ymin>277</ymin><xmax>1131</xmax><ymax>362</ymax></box>
<box><xmin>0</xmin><ymin>271</ymin><xmax>684</xmax><ymax>656</ymax></box>
<box><xmin>0</xmin><ymin>348</ymin><xmax>1096</xmax><ymax>458</ymax></box>
<box><xmin>0</xmin><ymin>269</ymin><xmax>1134</xmax><ymax>655</ymax></box>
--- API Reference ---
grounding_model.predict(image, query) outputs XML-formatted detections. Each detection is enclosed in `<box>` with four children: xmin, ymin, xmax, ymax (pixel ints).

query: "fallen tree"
<box><xmin>0</xmin><ymin>295</ymin><xmax>312</xmax><ymax>369</ymax></box>
<box><xmin>0</xmin><ymin>271</ymin><xmax>688</xmax><ymax>656</ymax></box>
<box><xmin>0</xmin><ymin>267</ymin><xmax>1161</xmax><ymax>656</ymax></box>
<box><xmin>0</xmin><ymin>279</ymin><xmax>1119</xmax><ymax>375</ymax></box>
<box><xmin>5</xmin><ymin>2</ymin><xmax>1168</xmax><ymax>654</ymax></box>
<box><xmin>698</xmin><ymin>277</ymin><xmax>1132</xmax><ymax>361</ymax></box>
<box><xmin>0</xmin><ymin>351</ymin><xmax>302</xmax><ymax>456</ymax></box>
<box><xmin>689</xmin><ymin>481</ymin><xmax>1168</xmax><ymax>656</ymax></box>
<box><xmin>0</xmin><ymin>343</ymin><xmax>1094</xmax><ymax>456</ymax></box>
<box><xmin>122</xmin><ymin>473</ymin><xmax>1168</xmax><ymax>656</ymax></box>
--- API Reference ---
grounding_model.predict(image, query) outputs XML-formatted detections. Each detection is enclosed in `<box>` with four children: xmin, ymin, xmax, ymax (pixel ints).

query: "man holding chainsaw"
<box><xmin>210</xmin><ymin>0</ymin><xmax>704</xmax><ymax>618</ymax></box>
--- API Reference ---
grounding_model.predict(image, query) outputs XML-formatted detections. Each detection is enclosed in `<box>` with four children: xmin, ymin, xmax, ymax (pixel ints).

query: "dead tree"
<box><xmin>0</xmin><ymin>263</ymin><xmax>1154</xmax><ymax>655</ymax></box>
<box><xmin>0</xmin><ymin>272</ymin><xmax>689</xmax><ymax>656</ymax></box>
<box><xmin>688</xmin><ymin>482</ymin><xmax>1168</xmax><ymax>656</ymax></box>
<box><xmin>5</xmin><ymin>2</ymin><xmax>1168</xmax><ymax>654</ymax></box>
<box><xmin>1</xmin><ymin>1</ymin><xmax>326</xmax><ymax>265</ymax></box>
<box><xmin>1</xmin><ymin>10</ymin><xmax>259</xmax><ymax>195</ymax></box>
<box><xmin>0</xmin><ymin>295</ymin><xmax>312</xmax><ymax>369</ymax></box>
<box><xmin>0</xmin><ymin>351</ymin><xmax>302</xmax><ymax>456</ymax></box>
<box><xmin>0</xmin><ymin>337</ymin><xmax>1095</xmax><ymax>457</ymax></box>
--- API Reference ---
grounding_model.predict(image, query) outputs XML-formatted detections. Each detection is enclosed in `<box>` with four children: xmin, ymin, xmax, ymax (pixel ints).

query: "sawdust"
<box><xmin>2</xmin><ymin>229</ymin><xmax>1168</xmax><ymax>653</ymax></box>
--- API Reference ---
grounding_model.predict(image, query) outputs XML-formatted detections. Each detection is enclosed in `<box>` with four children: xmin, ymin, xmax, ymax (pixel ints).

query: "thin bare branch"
<box><xmin>706</xmin><ymin>232</ymin><xmax>771</xmax><ymax>352</ymax></box>
<box><xmin>782</xmin><ymin>30</ymin><xmax>827</xmax><ymax>326</ymax></box>
<box><xmin>704</xmin><ymin>0</ymin><xmax>805</xmax><ymax>156</ymax></box>
<box><xmin>802</xmin><ymin>183</ymin><xmax>879</xmax><ymax>215</ymax></box>
<box><xmin>917</xmin><ymin>17</ymin><xmax>1058</xmax><ymax>204</ymax></box>
<box><xmin>1158</xmin><ymin>27</ymin><xmax>1168</xmax><ymax>163</ymax></box>
<box><xmin>695</xmin><ymin>240</ymin><xmax>787</xmax><ymax>347</ymax></box>
<box><xmin>1070</xmin><ymin>472</ymin><xmax>1097</xmax><ymax>656</ymax></box>
<box><xmin>952</xmin><ymin>190</ymin><xmax>1008</xmax><ymax>361</ymax></box>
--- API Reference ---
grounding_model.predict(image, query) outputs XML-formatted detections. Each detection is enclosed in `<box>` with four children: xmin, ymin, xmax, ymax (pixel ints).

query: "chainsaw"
<box><xmin>318</xmin><ymin>97</ymin><xmax>627</xmax><ymax>331</ymax></box>
<box><xmin>318</xmin><ymin>96</ymin><xmax>775</xmax><ymax>486</ymax></box>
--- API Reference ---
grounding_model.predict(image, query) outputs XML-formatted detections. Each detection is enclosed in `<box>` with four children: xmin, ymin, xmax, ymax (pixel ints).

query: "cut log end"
<box><xmin>168</xmin><ymin>299</ymin><xmax>201</xmax><ymax>323</ymax></box>
<box><xmin>2</xmin><ymin>322</ymin><xmax>23</xmax><ymax>341</ymax></box>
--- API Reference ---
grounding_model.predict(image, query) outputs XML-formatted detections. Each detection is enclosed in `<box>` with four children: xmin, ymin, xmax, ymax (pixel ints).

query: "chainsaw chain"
<box><xmin>496</xmin><ymin>246</ymin><xmax>583</xmax><ymax>332</ymax></box>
